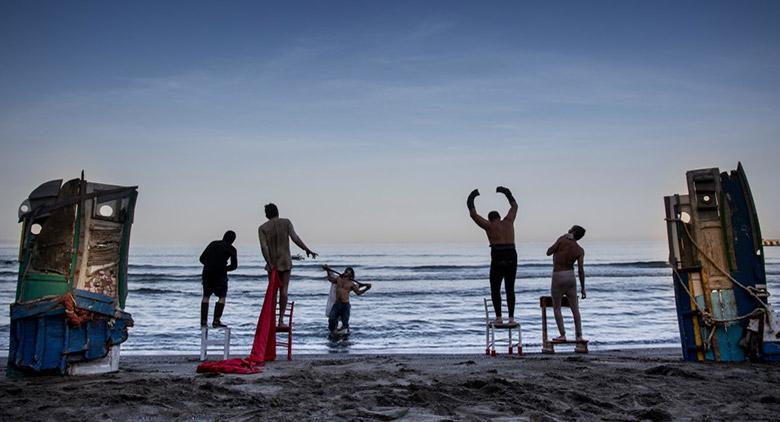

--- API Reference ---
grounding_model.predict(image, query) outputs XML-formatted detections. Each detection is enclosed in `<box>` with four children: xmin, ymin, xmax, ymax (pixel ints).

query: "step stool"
<box><xmin>200</xmin><ymin>326</ymin><xmax>231</xmax><ymax>361</ymax></box>
<box><xmin>540</xmin><ymin>296</ymin><xmax>588</xmax><ymax>354</ymax></box>
<box><xmin>484</xmin><ymin>298</ymin><xmax>523</xmax><ymax>356</ymax></box>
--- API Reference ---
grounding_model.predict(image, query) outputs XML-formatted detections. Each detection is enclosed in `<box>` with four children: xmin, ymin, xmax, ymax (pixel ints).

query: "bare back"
<box><xmin>549</xmin><ymin>236</ymin><xmax>584</xmax><ymax>272</ymax></box>
<box><xmin>335</xmin><ymin>276</ymin><xmax>357</xmax><ymax>303</ymax></box>
<box><xmin>470</xmin><ymin>203</ymin><xmax>518</xmax><ymax>245</ymax></box>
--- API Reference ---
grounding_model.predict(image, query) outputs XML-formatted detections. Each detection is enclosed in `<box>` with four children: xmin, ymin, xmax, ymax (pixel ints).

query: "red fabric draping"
<box><xmin>196</xmin><ymin>270</ymin><xmax>279</xmax><ymax>374</ymax></box>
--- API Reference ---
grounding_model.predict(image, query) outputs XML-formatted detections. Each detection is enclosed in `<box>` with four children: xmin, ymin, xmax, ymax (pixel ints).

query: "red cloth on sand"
<box><xmin>196</xmin><ymin>270</ymin><xmax>279</xmax><ymax>374</ymax></box>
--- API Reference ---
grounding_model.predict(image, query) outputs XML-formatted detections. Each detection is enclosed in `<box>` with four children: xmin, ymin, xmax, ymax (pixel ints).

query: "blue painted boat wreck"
<box><xmin>665</xmin><ymin>163</ymin><xmax>780</xmax><ymax>362</ymax></box>
<box><xmin>7</xmin><ymin>175</ymin><xmax>138</xmax><ymax>375</ymax></box>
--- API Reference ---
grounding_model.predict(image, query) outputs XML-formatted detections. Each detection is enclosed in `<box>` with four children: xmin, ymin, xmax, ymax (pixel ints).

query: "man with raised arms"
<box><xmin>467</xmin><ymin>186</ymin><xmax>518</xmax><ymax>324</ymax></box>
<box><xmin>546</xmin><ymin>225</ymin><xmax>587</xmax><ymax>342</ymax></box>
<box><xmin>259</xmin><ymin>203</ymin><xmax>318</xmax><ymax>329</ymax></box>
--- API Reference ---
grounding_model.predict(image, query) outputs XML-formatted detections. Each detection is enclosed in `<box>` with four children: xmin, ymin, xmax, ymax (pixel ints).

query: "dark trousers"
<box><xmin>489</xmin><ymin>245</ymin><xmax>517</xmax><ymax>318</ymax></box>
<box><xmin>329</xmin><ymin>301</ymin><xmax>351</xmax><ymax>331</ymax></box>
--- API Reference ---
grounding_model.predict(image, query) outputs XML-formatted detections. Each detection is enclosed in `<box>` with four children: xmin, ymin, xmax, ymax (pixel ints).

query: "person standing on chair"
<box><xmin>467</xmin><ymin>186</ymin><xmax>518</xmax><ymax>324</ymax></box>
<box><xmin>546</xmin><ymin>225</ymin><xmax>587</xmax><ymax>342</ymax></box>
<box><xmin>200</xmin><ymin>230</ymin><xmax>238</xmax><ymax>328</ymax></box>
<box><xmin>259</xmin><ymin>203</ymin><xmax>318</xmax><ymax>329</ymax></box>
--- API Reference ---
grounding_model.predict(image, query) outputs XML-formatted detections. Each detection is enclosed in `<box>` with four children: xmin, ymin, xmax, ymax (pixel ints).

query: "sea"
<box><xmin>1</xmin><ymin>241</ymin><xmax>779</xmax><ymax>355</ymax></box>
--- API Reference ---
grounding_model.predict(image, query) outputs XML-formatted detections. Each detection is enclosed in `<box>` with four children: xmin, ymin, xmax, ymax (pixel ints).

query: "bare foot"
<box><xmin>553</xmin><ymin>335</ymin><xmax>567</xmax><ymax>342</ymax></box>
<box><xmin>576</xmin><ymin>336</ymin><xmax>587</xmax><ymax>342</ymax></box>
<box><xmin>493</xmin><ymin>317</ymin><xmax>503</xmax><ymax>325</ymax></box>
<box><xmin>508</xmin><ymin>317</ymin><xmax>516</xmax><ymax>324</ymax></box>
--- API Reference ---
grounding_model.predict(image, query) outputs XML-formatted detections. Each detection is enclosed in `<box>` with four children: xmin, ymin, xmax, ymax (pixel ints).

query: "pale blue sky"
<box><xmin>1</xmin><ymin>1</ymin><xmax>779</xmax><ymax>246</ymax></box>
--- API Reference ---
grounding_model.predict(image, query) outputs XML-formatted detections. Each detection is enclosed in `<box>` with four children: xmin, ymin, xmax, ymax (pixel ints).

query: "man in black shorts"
<box><xmin>199</xmin><ymin>230</ymin><xmax>238</xmax><ymax>328</ymax></box>
<box><xmin>467</xmin><ymin>186</ymin><xmax>518</xmax><ymax>324</ymax></box>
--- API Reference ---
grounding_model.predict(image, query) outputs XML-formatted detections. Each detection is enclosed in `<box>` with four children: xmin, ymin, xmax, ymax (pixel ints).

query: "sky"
<box><xmin>1</xmin><ymin>1</ymin><xmax>779</xmax><ymax>246</ymax></box>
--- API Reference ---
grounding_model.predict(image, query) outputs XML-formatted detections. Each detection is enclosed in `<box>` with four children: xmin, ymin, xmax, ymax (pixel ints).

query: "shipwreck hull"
<box><xmin>665</xmin><ymin>163</ymin><xmax>779</xmax><ymax>362</ymax></box>
<box><xmin>7</xmin><ymin>176</ymin><xmax>137</xmax><ymax>375</ymax></box>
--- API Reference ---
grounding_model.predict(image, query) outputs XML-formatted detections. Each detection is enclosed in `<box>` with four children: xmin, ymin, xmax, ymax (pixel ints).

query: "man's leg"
<box><xmin>489</xmin><ymin>261</ymin><xmax>503</xmax><ymax>320</ymax></box>
<box><xmin>201</xmin><ymin>295</ymin><xmax>210</xmax><ymax>328</ymax></box>
<box><xmin>505</xmin><ymin>256</ymin><xmax>517</xmax><ymax>321</ymax></box>
<box><xmin>328</xmin><ymin>303</ymin><xmax>340</xmax><ymax>332</ymax></box>
<box><xmin>566</xmin><ymin>284</ymin><xmax>583</xmax><ymax>339</ymax></box>
<box><xmin>341</xmin><ymin>303</ymin><xmax>351</xmax><ymax>330</ymax></box>
<box><xmin>277</xmin><ymin>271</ymin><xmax>291</xmax><ymax>327</ymax></box>
<box><xmin>551</xmin><ymin>273</ymin><xmax>566</xmax><ymax>339</ymax></box>
<box><xmin>213</xmin><ymin>295</ymin><xmax>227</xmax><ymax>328</ymax></box>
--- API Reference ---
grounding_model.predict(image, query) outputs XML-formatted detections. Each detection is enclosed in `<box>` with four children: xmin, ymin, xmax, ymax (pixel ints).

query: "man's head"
<box><xmin>264</xmin><ymin>203</ymin><xmax>279</xmax><ymax>219</ymax></box>
<box><xmin>569</xmin><ymin>225</ymin><xmax>586</xmax><ymax>240</ymax></box>
<box><xmin>343</xmin><ymin>267</ymin><xmax>355</xmax><ymax>280</ymax></box>
<box><xmin>488</xmin><ymin>211</ymin><xmax>501</xmax><ymax>221</ymax></box>
<box><xmin>222</xmin><ymin>230</ymin><xmax>236</xmax><ymax>244</ymax></box>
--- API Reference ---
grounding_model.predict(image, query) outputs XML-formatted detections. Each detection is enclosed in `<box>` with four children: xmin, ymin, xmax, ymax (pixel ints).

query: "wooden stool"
<box><xmin>200</xmin><ymin>326</ymin><xmax>231</xmax><ymax>361</ymax></box>
<box><xmin>540</xmin><ymin>296</ymin><xmax>588</xmax><ymax>354</ymax></box>
<box><xmin>276</xmin><ymin>301</ymin><xmax>295</xmax><ymax>360</ymax></box>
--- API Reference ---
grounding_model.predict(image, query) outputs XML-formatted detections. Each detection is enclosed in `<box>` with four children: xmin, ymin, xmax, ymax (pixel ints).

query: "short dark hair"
<box><xmin>264</xmin><ymin>203</ymin><xmax>279</xmax><ymax>219</ymax></box>
<box><xmin>223</xmin><ymin>230</ymin><xmax>236</xmax><ymax>244</ymax></box>
<box><xmin>570</xmin><ymin>225</ymin><xmax>586</xmax><ymax>240</ymax></box>
<box><xmin>488</xmin><ymin>211</ymin><xmax>500</xmax><ymax>221</ymax></box>
<box><xmin>344</xmin><ymin>267</ymin><xmax>355</xmax><ymax>279</ymax></box>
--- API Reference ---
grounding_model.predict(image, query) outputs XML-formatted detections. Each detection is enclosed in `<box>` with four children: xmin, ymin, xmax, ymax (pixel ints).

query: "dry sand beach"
<box><xmin>2</xmin><ymin>349</ymin><xmax>779</xmax><ymax>421</ymax></box>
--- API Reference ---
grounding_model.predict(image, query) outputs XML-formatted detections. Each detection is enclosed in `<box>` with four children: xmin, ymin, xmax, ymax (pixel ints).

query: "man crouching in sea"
<box><xmin>322</xmin><ymin>265</ymin><xmax>371</xmax><ymax>335</ymax></box>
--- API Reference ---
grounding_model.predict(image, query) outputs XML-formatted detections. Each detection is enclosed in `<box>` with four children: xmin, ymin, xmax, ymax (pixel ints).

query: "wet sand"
<box><xmin>2</xmin><ymin>348</ymin><xmax>779</xmax><ymax>421</ymax></box>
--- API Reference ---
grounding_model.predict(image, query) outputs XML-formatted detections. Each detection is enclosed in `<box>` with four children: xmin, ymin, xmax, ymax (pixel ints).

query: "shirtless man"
<box><xmin>322</xmin><ymin>265</ymin><xmax>371</xmax><ymax>334</ymax></box>
<box><xmin>258</xmin><ymin>203</ymin><xmax>318</xmax><ymax>329</ymax></box>
<box><xmin>467</xmin><ymin>186</ymin><xmax>518</xmax><ymax>324</ymax></box>
<box><xmin>546</xmin><ymin>225</ymin><xmax>587</xmax><ymax>342</ymax></box>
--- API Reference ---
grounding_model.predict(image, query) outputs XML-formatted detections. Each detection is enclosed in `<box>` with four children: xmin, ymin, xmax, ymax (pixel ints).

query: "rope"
<box><xmin>673</xmin><ymin>219</ymin><xmax>768</xmax><ymax>310</ymax></box>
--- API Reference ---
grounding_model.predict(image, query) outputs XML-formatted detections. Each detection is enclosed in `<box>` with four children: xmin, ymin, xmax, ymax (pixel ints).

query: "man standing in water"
<box><xmin>322</xmin><ymin>265</ymin><xmax>371</xmax><ymax>335</ymax></box>
<box><xmin>200</xmin><ymin>230</ymin><xmax>238</xmax><ymax>328</ymax></box>
<box><xmin>259</xmin><ymin>203</ymin><xmax>318</xmax><ymax>329</ymax></box>
<box><xmin>546</xmin><ymin>225</ymin><xmax>587</xmax><ymax>342</ymax></box>
<box><xmin>467</xmin><ymin>186</ymin><xmax>518</xmax><ymax>324</ymax></box>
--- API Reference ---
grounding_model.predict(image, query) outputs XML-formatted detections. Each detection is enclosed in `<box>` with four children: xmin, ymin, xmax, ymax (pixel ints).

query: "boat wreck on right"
<box><xmin>665</xmin><ymin>163</ymin><xmax>780</xmax><ymax>362</ymax></box>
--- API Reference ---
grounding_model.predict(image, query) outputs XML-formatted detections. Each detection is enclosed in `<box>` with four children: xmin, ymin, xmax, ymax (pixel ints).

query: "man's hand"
<box><xmin>307</xmin><ymin>250</ymin><xmax>318</xmax><ymax>259</ymax></box>
<box><xmin>581</xmin><ymin>290</ymin><xmax>587</xmax><ymax>299</ymax></box>
<box><xmin>467</xmin><ymin>189</ymin><xmax>480</xmax><ymax>209</ymax></box>
<box><xmin>265</xmin><ymin>263</ymin><xmax>271</xmax><ymax>272</ymax></box>
<box><xmin>322</xmin><ymin>264</ymin><xmax>330</xmax><ymax>271</ymax></box>
<box><xmin>496</xmin><ymin>186</ymin><xmax>516</xmax><ymax>203</ymax></box>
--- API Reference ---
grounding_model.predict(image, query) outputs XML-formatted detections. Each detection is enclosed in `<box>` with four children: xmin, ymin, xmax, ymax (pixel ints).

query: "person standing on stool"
<box><xmin>467</xmin><ymin>186</ymin><xmax>518</xmax><ymax>324</ymax></box>
<box><xmin>259</xmin><ymin>203</ymin><xmax>318</xmax><ymax>329</ymax></box>
<box><xmin>546</xmin><ymin>225</ymin><xmax>587</xmax><ymax>342</ymax></box>
<box><xmin>200</xmin><ymin>230</ymin><xmax>238</xmax><ymax>328</ymax></box>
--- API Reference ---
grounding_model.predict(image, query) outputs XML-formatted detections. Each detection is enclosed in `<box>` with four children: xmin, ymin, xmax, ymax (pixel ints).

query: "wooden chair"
<box><xmin>200</xmin><ymin>326</ymin><xmax>231</xmax><ymax>361</ymax></box>
<box><xmin>276</xmin><ymin>301</ymin><xmax>295</xmax><ymax>360</ymax></box>
<box><xmin>540</xmin><ymin>296</ymin><xmax>588</xmax><ymax>354</ymax></box>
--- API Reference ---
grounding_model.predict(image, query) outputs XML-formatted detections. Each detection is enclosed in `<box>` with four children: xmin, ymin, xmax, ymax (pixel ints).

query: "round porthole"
<box><xmin>680</xmin><ymin>212</ymin><xmax>691</xmax><ymax>224</ymax></box>
<box><xmin>99</xmin><ymin>204</ymin><xmax>114</xmax><ymax>217</ymax></box>
<box><xmin>31</xmin><ymin>223</ymin><xmax>42</xmax><ymax>235</ymax></box>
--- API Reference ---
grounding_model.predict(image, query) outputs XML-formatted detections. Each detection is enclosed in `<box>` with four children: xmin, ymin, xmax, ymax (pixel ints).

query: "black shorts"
<box><xmin>202</xmin><ymin>273</ymin><xmax>228</xmax><ymax>298</ymax></box>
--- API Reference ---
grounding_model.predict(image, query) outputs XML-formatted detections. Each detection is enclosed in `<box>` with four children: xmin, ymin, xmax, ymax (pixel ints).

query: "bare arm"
<box><xmin>289</xmin><ymin>221</ymin><xmax>318</xmax><ymax>258</ymax></box>
<box><xmin>577</xmin><ymin>250</ymin><xmax>586</xmax><ymax>299</ymax></box>
<box><xmin>322</xmin><ymin>265</ymin><xmax>338</xmax><ymax>283</ymax></box>
<box><xmin>546</xmin><ymin>237</ymin><xmax>562</xmax><ymax>256</ymax></box>
<box><xmin>258</xmin><ymin>227</ymin><xmax>271</xmax><ymax>267</ymax></box>
<box><xmin>467</xmin><ymin>189</ymin><xmax>490</xmax><ymax>229</ymax></box>
<box><xmin>199</xmin><ymin>247</ymin><xmax>207</xmax><ymax>265</ymax></box>
<box><xmin>496</xmin><ymin>186</ymin><xmax>517</xmax><ymax>222</ymax></box>
<box><xmin>352</xmin><ymin>282</ymin><xmax>371</xmax><ymax>296</ymax></box>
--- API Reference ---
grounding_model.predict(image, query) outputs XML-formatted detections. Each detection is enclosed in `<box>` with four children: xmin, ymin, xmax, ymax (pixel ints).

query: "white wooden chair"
<box><xmin>200</xmin><ymin>326</ymin><xmax>231</xmax><ymax>361</ymax></box>
<box><xmin>484</xmin><ymin>298</ymin><xmax>522</xmax><ymax>356</ymax></box>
